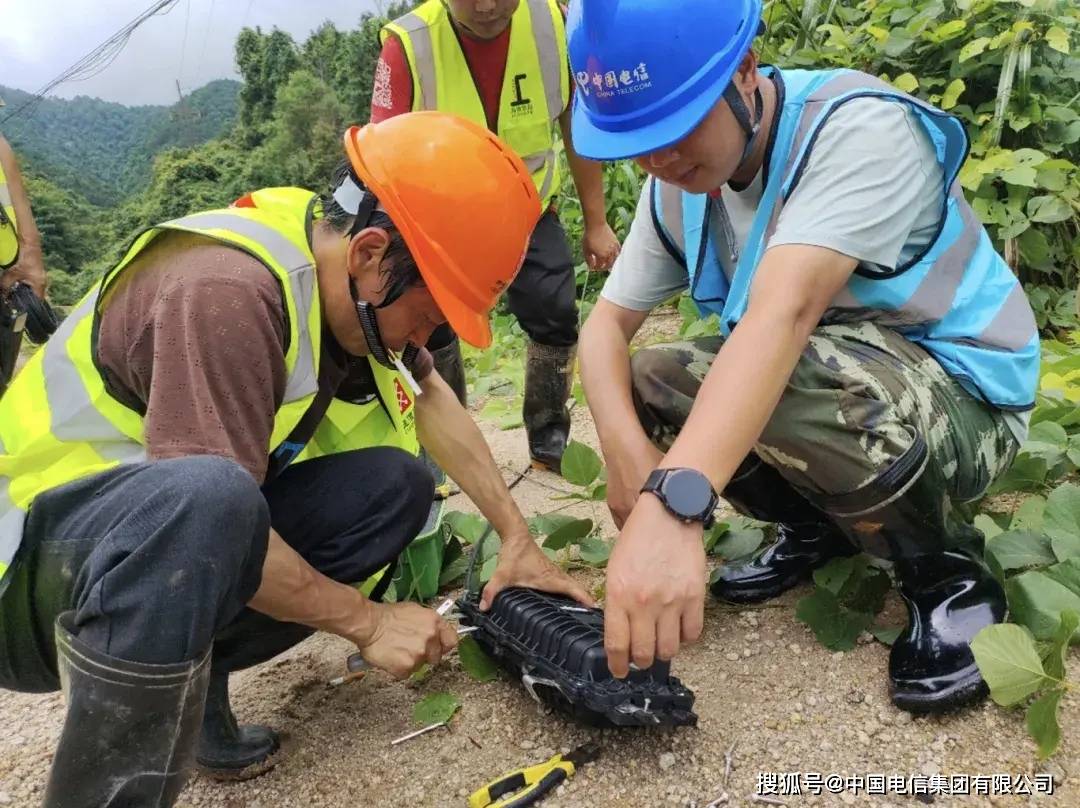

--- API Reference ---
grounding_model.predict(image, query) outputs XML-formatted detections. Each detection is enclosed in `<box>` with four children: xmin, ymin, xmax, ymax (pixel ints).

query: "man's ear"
<box><xmin>733</xmin><ymin>50</ymin><xmax>760</xmax><ymax>97</ymax></box>
<box><xmin>347</xmin><ymin>227</ymin><xmax>392</xmax><ymax>300</ymax></box>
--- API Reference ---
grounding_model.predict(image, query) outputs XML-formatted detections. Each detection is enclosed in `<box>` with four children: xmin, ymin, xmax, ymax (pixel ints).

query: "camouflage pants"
<box><xmin>631</xmin><ymin>322</ymin><xmax>1018</xmax><ymax>509</ymax></box>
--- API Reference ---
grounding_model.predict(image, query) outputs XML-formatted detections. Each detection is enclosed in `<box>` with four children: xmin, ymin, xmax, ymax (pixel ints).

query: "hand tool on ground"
<box><xmin>468</xmin><ymin>742</ymin><xmax>600</xmax><ymax>808</ymax></box>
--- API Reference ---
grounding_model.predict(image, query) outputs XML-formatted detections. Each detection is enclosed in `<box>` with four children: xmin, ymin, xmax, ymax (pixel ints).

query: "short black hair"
<box><xmin>321</xmin><ymin>160</ymin><xmax>424</xmax><ymax>306</ymax></box>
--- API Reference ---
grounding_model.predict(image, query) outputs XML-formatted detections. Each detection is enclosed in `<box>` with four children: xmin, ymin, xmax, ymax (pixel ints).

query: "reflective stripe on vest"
<box><xmin>652</xmin><ymin>67</ymin><xmax>1039</xmax><ymax>412</ymax></box>
<box><xmin>381</xmin><ymin>0</ymin><xmax>569</xmax><ymax>207</ymax></box>
<box><xmin>0</xmin><ymin>187</ymin><xmax>415</xmax><ymax>596</ymax></box>
<box><xmin>0</xmin><ymin>163</ymin><xmax>18</xmax><ymax>269</ymax></box>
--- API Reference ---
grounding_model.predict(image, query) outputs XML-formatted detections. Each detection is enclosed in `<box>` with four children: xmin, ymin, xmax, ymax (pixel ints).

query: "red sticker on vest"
<box><xmin>394</xmin><ymin>378</ymin><xmax>413</xmax><ymax>414</ymax></box>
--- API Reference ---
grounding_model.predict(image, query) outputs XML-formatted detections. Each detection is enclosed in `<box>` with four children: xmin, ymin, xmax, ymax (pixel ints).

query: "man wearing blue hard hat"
<box><xmin>569</xmin><ymin>0</ymin><xmax>1038</xmax><ymax>714</ymax></box>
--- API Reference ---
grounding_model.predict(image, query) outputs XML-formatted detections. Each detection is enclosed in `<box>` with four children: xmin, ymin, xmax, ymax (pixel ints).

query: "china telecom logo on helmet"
<box><xmin>574</xmin><ymin>62</ymin><xmax>653</xmax><ymax>99</ymax></box>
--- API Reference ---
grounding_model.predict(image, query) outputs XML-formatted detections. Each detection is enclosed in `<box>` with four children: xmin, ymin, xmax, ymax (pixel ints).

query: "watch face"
<box><xmin>663</xmin><ymin>469</ymin><xmax>714</xmax><ymax>518</ymax></box>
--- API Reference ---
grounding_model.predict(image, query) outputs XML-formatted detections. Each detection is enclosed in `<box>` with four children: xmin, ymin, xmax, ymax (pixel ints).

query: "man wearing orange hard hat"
<box><xmin>0</xmin><ymin>112</ymin><xmax>592</xmax><ymax>806</ymax></box>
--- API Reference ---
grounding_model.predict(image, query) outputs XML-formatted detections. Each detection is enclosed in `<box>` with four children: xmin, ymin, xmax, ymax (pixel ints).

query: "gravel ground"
<box><xmin>1</xmin><ymin>311</ymin><xmax>1076</xmax><ymax>807</ymax></box>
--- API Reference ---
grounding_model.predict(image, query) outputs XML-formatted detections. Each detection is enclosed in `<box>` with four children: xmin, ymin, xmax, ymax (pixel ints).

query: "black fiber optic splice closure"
<box><xmin>456</xmin><ymin>587</ymin><xmax>698</xmax><ymax>728</ymax></box>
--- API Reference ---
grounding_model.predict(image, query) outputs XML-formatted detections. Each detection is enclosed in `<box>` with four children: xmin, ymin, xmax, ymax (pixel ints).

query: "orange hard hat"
<box><xmin>343</xmin><ymin>112</ymin><xmax>541</xmax><ymax>349</ymax></box>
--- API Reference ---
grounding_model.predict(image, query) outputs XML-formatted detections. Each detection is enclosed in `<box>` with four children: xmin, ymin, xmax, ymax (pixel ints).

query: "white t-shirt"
<box><xmin>602</xmin><ymin>96</ymin><xmax>1029</xmax><ymax>442</ymax></box>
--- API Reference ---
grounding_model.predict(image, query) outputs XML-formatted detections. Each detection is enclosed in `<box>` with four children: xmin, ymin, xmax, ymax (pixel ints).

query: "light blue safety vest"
<box><xmin>652</xmin><ymin>67</ymin><xmax>1039</xmax><ymax>411</ymax></box>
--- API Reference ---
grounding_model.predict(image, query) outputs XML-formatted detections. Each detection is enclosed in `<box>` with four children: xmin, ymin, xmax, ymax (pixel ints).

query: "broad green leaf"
<box><xmin>1000</xmin><ymin>166</ymin><xmax>1038</xmax><ymax>187</ymax></box>
<box><xmin>795</xmin><ymin>589</ymin><xmax>875</xmax><ymax>651</ymax></box>
<box><xmin>478</xmin><ymin>553</ymin><xmax>499</xmax><ymax>585</ymax></box>
<box><xmin>412</xmin><ymin>692</ymin><xmax>460</xmax><ymax>726</ymax></box>
<box><xmin>711</xmin><ymin>527</ymin><xmax>765</xmax><ymax>561</ymax></box>
<box><xmin>1045</xmin><ymin>26</ymin><xmax>1070</xmax><ymax>55</ymax></box>
<box><xmin>1026</xmin><ymin>688</ymin><xmax>1065</xmax><ymax>759</ymax></box>
<box><xmin>970</xmin><ymin>624</ymin><xmax>1050</xmax><ymax>706</ymax></box>
<box><xmin>941</xmin><ymin>79</ymin><xmax>965</xmax><ymax>110</ymax></box>
<box><xmin>542</xmin><ymin>518</ymin><xmax>594</xmax><ymax>550</ymax></box>
<box><xmin>884</xmin><ymin>32</ymin><xmax>915</xmax><ymax>58</ymax></box>
<box><xmin>892</xmin><ymin>72</ymin><xmax>919</xmax><ymax>93</ymax></box>
<box><xmin>577</xmin><ymin>536</ymin><xmax>612</xmax><ymax>566</ymax></box>
<box><xmin>1010</xmin><ymin>496</ymin><xmax>1046</xmax><ymax>533</ymax></box>
<box><xmin>445</xmin><ymin>512</ymin><xmax>490</xmax><ymax>545</ymax></box>
<box><xmin>678</xmin><ymin>293</ymin><xmax>702</xmax><ymax>327</ymax></box>
<box><xmin>1042</xmin><ymin>609</ymin><xmax>1079</xmax><ymax>681</ymax></box>
<box><xmin>813</xmin><ymin>555</ymin><xmax>857</xmax><ymax>595</ymax></box>
<box><xmin>870</xmin><ymin>625</ymin><xmax>904</xmax><ymax>646</ymax></box>
<box><xmin>974</xmin><ymin>513</ymin><xmax>1004</xmax><ymax>540</ymax></box>
<box><xmin>1043</xmin><ymin>483</ymin><xmax>1080</xmax><ymax>559</ymax></box>
<box><xmin>1011</xmin><ymin>148</ymin><xmax>1048</xmax><ymax>166</ymax></box>
<box><xmin>702</xmin><ymin>521</ymin><xmax>729</xmax><ymax>554</ymax></box>
<box><xmin>985</xmin><ymin>531</ymin><xmax>1056</xmax><ymax>573</ymax></box>
<box><xmin>1043</xmin><ymin>558</ymin><xmax>1080</xmax><ymax>600</ymax></box>
<box><xmin>439</xmin><ymin>556</ymin><xmax>470</xmax><ymax>588</ymax></box>
<box><xmin>560</xmin><ymin>440</ymin><xmax>603</xmax><ymax>487</ymax></box>
<box><xmin>838</xmin><ymin>559</ymin><xmax>891</xmax><ymax>615</ymax></box>
<box><xmin>1036</xmin><ymin>168</ymin><xmax>1069</xmax><ymax>193</ymax></box>
<box><xmin>1018</xmin><ymin>228</ymin><xmax>1053</xmax><ymax>268</ymax></box>
<box><xmin>929</xmin><ymin>19</ymin><xmax>966</xmax><ymax>42</ymax></box>
<box><xmin>1027</xmin><ymin>196</ymin><xmax>1072</xmax><ymax>224</ymax></box>
<box><xmin>528</xmin><ymin>513</ymin><xmax>580</xmax><ymax>537</ymax></box>
<box><xmin>1006</xmin><ymin>571</ymin><xmax>1080</xmax><ymax>641</ymax></box>
<box><xmin>408</xmin><ymin>663</ymin><xmax>435</xmax><ymax>685</ymax></box>
<box><xmin>959</xmin><ymin>36</ymin><xmax>992</xmax><ymax>62</ymax></box>
<box><xmin>988</xmin><ymin>454</ymin><xmax>1048</xmax><ymax>495</ymax></box>
<box><xmin>457</xmin><ymin>636</ymin><xmax>499</xmax><ymax>682</ymax></box>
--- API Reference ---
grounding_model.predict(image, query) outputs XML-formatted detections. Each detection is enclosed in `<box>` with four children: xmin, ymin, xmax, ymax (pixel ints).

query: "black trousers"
<box><xmin>0</xmin><ymin>449</ymin><xmax>434</xmax><ymax>692</ymax></box>
<box><xmin>428</xmin><ymin>208</ymin><xmax>578</xmax><ymax>352</ymax></box>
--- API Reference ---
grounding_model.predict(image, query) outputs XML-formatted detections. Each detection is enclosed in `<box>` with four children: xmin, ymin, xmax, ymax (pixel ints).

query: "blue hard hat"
<box><xmin>567</xmin><ymin>0</ymin><xmax>763</xmax><ymax>160</ymax></box>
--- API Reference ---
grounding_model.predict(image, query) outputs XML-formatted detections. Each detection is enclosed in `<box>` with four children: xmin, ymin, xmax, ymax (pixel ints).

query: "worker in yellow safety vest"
<box><xmin>373</xmin><ymin>0</ymin><xmax>622</xmax><ymax>474</ymax></box>
<box><xmin>0</xmin><ymin>98</ymin><xmax>49</xmax><ymax>394</ymax></box>
<box><xmin>0</xmin><ymin>112</ymin><xmax>593</xmax><ymax>807</ymax></box>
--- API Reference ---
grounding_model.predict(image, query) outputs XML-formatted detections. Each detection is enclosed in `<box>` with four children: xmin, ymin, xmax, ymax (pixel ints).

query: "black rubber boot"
<box><xmin>821</xmin><ymin>437</ymin><xmax>1006</xmax><ymax>714</ymax></box>
<box><xmin>43</xmin><ymin>611</ymin><xmax>211</xmax><ymax>808</ymax></box>
<box><xmin>524</xmin><ymin>341</ymin><xmax>575</xmax><ymax>474</ymax></box>
<box><xmin>196</xmin><ymin>610</ymin><xmax>312</xmax><ymax>780</ymax></box>
<box><xmin>431</xmin><ymin>334</ymin><xmax>467</xmax><ymax>407</ymax></box>
<box><xmin>710</xmin><ymin>458</ymin><xmax>857</xmax><ymax>603</ymax></box>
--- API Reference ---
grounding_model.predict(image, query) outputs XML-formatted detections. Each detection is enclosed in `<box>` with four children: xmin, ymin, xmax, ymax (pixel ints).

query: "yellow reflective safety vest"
<box><xmin>0</xmin><ymin>158</ymin><xmax>18</xmax><ymax>269</ymax></box>
<box><xmin>382</xmin><ymin>0</ymin><xmax>570</xmax><ymax>208</ymax></box>
<box><xmin>0</xmin><ymin>187</ymin><xmax>419</xmax><ymax>595</ymax></box>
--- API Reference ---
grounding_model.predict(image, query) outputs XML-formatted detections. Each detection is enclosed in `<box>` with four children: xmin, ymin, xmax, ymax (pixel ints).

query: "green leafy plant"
<box><xmin>794</xmin><ymin>555</ymin><xmax>894</xmax><ymax>651</ymax></box>
<box><xmin>971</xmin><ymin>611</ymin><xmax>1077</xmax><ymax>758</ymax></box>
<box><xmin>457</xmin><ymin>635</ymin><xmax>499</xmax><ymax>682</ymax></box>
<box><xmin>412</xmin><ymin>692</ymin><xmax>461</xmax><ymax>726</ymax></box>
<box><xmin>759</xmin><ymin>0</ymin><xmax>1079</xmax><ymax>333</ymax></box>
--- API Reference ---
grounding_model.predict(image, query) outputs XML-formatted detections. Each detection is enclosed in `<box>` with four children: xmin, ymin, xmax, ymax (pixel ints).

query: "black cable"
<box><xmin>2</xmin><ymin>0</ymin><xmax>180</xmax><ymax>124</ymax></box>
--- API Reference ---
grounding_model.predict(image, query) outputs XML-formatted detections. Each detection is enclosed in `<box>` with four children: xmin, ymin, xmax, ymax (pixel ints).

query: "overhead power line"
<box><xmin>1</xmin><ymin>0</ymin><xmax>181</xmax><ymax>124</ymax></box>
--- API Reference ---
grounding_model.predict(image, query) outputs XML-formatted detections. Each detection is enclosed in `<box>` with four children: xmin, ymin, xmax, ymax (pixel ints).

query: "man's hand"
<box><xmin>0</xmin><ymin>251</ymin><xmax>47</xmax><ymax>300</ymax></box>
<box><xmin>481</xmin><ymin>532</ymin><xmax>596</xmax><ymax>610</ymax></box>
<box><xmin>604</xmin><ymin>493</ymin><xmax>706</xmax><ymax>678</ymax></box>
<box><xmin>354</xmin><ymin>601</ymin><xmax>458</xmax><ymax>679</ymax></box>
<box><xmin>606</xmin><ymin>438</ymin><xmax>664</xmax><ymax>528</ymax></box>
<box><xmin>583</xmin><ymin>221</ymin><xmax>621</xmax><ymax>272</ymax></box>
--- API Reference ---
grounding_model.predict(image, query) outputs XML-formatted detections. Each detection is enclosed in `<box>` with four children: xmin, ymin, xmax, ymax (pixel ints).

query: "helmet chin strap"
<box><xmin>336</xmin><ymin>169</ymin><xmax>422</xmax><ymax>387</ymax></box>
<box><xmin>351</xmin><ymin>282</ymin><xmax>422</xmax><ymax>393</ymax></box>
<box><xmin>722</xmin><ymin>82</ymin><xmax>765</xmax><ymax>178</ymax></box>
<box><xmin>353</xmin><ymin>290</ymin><xmax>396</xmax><ymax>370</ymax></box>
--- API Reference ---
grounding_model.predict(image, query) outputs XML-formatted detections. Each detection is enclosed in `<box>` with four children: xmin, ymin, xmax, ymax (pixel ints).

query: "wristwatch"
<box><xmin>640</xmin><ymin>468</ymin><xmax>719</xmax><ymax>528</ymax></box>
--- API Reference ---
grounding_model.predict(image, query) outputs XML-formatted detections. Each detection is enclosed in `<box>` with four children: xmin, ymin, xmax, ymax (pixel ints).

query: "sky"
<box><xmin>1</xmin><ymin>0</ymin><xmax>387</xmax><ymax>106</ymax></box>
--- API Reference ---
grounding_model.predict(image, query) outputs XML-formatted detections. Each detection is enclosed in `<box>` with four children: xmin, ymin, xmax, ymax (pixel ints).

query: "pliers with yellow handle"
<box><xmin>468</xmin><ymin>742</ymin><xmax>600</xmax><ymax>808</ymax></box>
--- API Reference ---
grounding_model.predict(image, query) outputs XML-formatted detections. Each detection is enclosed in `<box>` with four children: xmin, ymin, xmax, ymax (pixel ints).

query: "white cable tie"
<box><xmin>391</xmin><ymin>351</ymin><xmax>423</xmax><ymax>397</ymax></box>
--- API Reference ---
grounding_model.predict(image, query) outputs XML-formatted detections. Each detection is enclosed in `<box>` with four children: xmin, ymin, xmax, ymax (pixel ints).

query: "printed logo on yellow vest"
<box><xmin>509</xmin><ymin>73</ymin><xmax>534</xmax><ymax>119</ymax></box>
<box><xmin>395</xmin><ymin>378</ymin><xmax>413</xmax><ymax>414</ymax></box>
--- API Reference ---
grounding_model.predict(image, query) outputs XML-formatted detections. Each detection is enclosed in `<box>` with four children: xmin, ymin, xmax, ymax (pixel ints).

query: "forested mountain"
<box><xmin>1</xmin><ymin>79</ymin><xmax>240</xmax><ymax>207</ymax></box>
